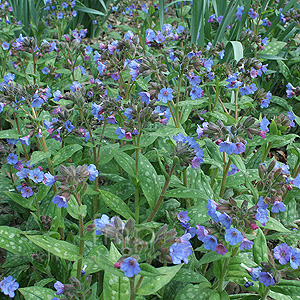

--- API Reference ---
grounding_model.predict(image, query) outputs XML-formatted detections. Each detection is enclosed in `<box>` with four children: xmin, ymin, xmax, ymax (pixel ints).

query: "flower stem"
<box><xmin>261</xmin><ymin>287</ymin><xmax>269</xmax><ymax>300</ymax></box>
<box><xmin>130</xmin><ymin>277</ymin><xmax>136</xmax><ymax>300</ymax></box>
<box><xmin>261</xmin><ymin>142</ymin><xmax>272</xmax><ymax>163</ymax></box>
<box><xmin>219</xmin><ymin>153</ymin><xmax>231</xmax><ymax>198</ymax></box>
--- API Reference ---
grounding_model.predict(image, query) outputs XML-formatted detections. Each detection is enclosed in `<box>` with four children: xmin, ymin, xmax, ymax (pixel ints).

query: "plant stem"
<box><xmin>147</xmin><ymin>161</ymin><xmax>176</xmax><ymax>222</ymax></box>
<box><xmin>130</xmin><ymin>277</ymin><xmax>136</xmax><ymax>300</ymax></box>
<box><xmin>261</xmin><ymin>287</ymin><xmax>269</xmax><ymax>300</ymax></box>
<box><xmin>235</xmin><ymin>89</ymin><xmax>239</xmax><ymax>121</ymax></box>
<box><xmin>134</xmin><ymin>130</ymin><xmax>141</xmax><ymax>223</ymax></box>
<box><xmin>182</xmin><ymin>168</ymin><xmax>190</xmax><ymax>207</ymax></box>
<box><xmin>219</xmin><ymin>153</ymin><xmax>231</xmax><ymax>198</ymax></box>
<box><xmin>75</xmin><ymin>193</ymin><xmax>85</xmax><ymax>280</ymax></box>
<box><xmin>212</xmin><ymin>81</ymin><xmax>220</xmax><ymax>113</ymax></box>
<box><xmin>34</xmin><ymin>195</ymin><xmax>40</xmax><ymax>219</ymax></box>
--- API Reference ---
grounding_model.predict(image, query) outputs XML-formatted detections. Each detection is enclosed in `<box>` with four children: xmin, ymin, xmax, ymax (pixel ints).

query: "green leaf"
<box><xmin>252</xmin><ymin>228</ymin><xmax>268</xmax><ymax>264</ymax></box>
<box><xmin>4</xmin><ymin>191</ymin><xmax>36</xmax><ymax>210</ymax></box>
<box><xmin>113</xmin><ymin>150</ymin><xmax>136</xmax><ymax>177</ymax></box>
<box><xmin>174</xmin><ymin>284</ymin><xmax>212</xmax><ymax>300</ymax></box>
<box><xmin>103</xmin><ymin>243</ymin><xmax>130</xmax><ymax>300</ymax></box>
<box><xmin>138</xmin><ymin>154</ymin><xmax>161</xmax><ymax>209</ymax></box>
<box><xmin>76</xmin><ymin>6</ymin><xmax>105</xmax><ymax>15</ymax></box>
<box><xmin>0</xmin><ymin>129</ymin><xmax>20</xmax><ymax>139</ymax></box>
<box><xmin>34</xmin><ymin>278</ymin><xmax>55</xmax><ymax>287</ymax></box>
<box><xmin>0</xmin><ymin>226</ymin><xmax>38</xmax><ymax>256</ymax></box>
<box><xmin>26</xmin><ymin>235</ymin><xmax>81</xmax><ymax>261</ymax></box>
<box><xmin>99</xmin><ymin>189</ymin><xmax>134</xmax><ymax>219</ymax></box>
<box><xmin>83</xmin><ymin>245</ymin><xmax>110</xmax><ymax>274</ymax></box>
<box><xmin>19</xmin><ymin>286</ymin><xmax>58</xmax><ymax>300</ymax></box>
<box><xmin>136</xmin><ymin>264</ymin><xmax>182</xmax><ymax>295</ymax></box>
<box><xmin>66</xmin><ymin>195</ymin><xmax>87</xmax><ymax>220</ymax></box>
<box><xmin>260</xmin><ymin>41</ymin><xmax>287</xmax><ymax>57</ymax></box>
<box><xmin>173</xmin><ymin>268</ymin><xmax>210</xmax><ymax>284</ymax></box>
<box><xmin>264</xmin><ymin>217</ymin><xmax>290</xmax><ymax>233</ymax></box>
<box><xmin>228</xmin><ymin>41</ymin><xmax>244</xmax><ymax>61</ymax></box>
<box><xmin>30</xmin><ymin>151</ymin><xmax>51</xmax><ymax>165</ymax></box>
<box><xmin>277</xmin><ymin>60</ymin><xmax>292</xmax><ymax>82</ymax></box>
<box><xmin>52</xmin><ymin>144</ymin><xmax>82</xmax><ymax>166</ymax></box>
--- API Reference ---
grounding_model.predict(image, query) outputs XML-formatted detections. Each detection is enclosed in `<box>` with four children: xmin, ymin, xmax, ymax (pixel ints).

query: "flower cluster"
<box><xmin>0</xmin><ymin>276</ymin><xmax>19</xmax><ymax>298</ymax></box>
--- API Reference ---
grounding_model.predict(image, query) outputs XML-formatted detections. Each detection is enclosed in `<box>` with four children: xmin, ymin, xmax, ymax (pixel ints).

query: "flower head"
<box><xmin>120</xmin><ymin>257</ymin><xmax>141</xmax><ymax>277</ymax></box>
<box><xmin>52</xmin><ymin>195</ymin><xmax>67</xmax><ymax>208</ymax></box>
<box><xmin>273</xmin><ymin>243</ymin><xmax>292</xmax><ymax>265</ymax></box>
<box><xmin>158</xmin><ymin>87</ymin><xmax>173</xmax><ymax>103</ymax></box>
<box><xmin>54</xmin><ymin>281</ymin><xmax>65</xmax><ymax>295</ymax></box>
<box><xmin>225</xmin><ymin>228</ymin><xmax>243</xmax><ymax>246</ymax></box>
<box><xmin>0</xmin><ymin>275</ymin><xmax>19</xmax><ymax>298</ymax></box>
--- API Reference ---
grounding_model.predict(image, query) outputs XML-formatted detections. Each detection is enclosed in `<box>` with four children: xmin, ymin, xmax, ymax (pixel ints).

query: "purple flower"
<box><xmin>173</xmin><ymin>133</ymin><xmax>187</xmax><ymax>143</ymax></box>
<box><xmin>203</xmin><ymin>59</ymin><xmax>214</xmax><ymax>72</ymax></box>
<box><xmin>219</xmin><ymin>141</ymin><xmax>237</xmax><ymax>155</ymax></box>
<box><xmin>124</xmin><ymin>30</ymin><xmax>134</xmax><ymax>40</ymax></box>
<box><xmin>95</xmin><ymin>214</ymin><xmax>110</xmax><ymax>235</ymax></box>
<box><xmin>203</xmin><ymin>235</ymin><xmax>218</xmax><ymax>251</ymax></box>
<box><xmin>219</xmin><ymin>213</ymin><xmax>232</xmax><ymax>229</ymax></box>
<box><xmin>141</xmin><ymin>4</ymin><xmax>148</xmax><ymax>13</ymax></box>
<box><xmin>234</xmin><ymin>142</ymin><xmax>246</xmax><ymax>155</ymax></box>
<box><xmin>177</xmin><ymin>211</ymin><xmax>189</xmax><ymax>223</ymax></box>
<box><xmin>228</xmin><ymin>164</ymin><xmax>239</xmax><ymax>176</ymax></box>
<box><xmin>249</xmin><ymin>266</ymin><xmax>262</xmax><ymax>281</ymax></box>
<box><xmin>196</xmin><ymin>225</ymin><xmax>208</xmax><ymax>241</ymax></box>
<box><xmin>219</xmin><ymin>50</ymin><xmax>225</xmax><ymax>59</ymax></box>
<box><xmin>52</xmin><ymin>195</ymin><xmax>68</xmax><ymax>208</ymax></box>
<box><xmin>21</xmin><ymin>186</ymin><xmax>33</xmax><ymax>198</ymax></box>
<box><xmin>207</xmin><ymin>199</ymin><xmax>221</xmax><ymax>222</ymax></box>
<box><xmin>19</xmin><ymin>135</ymin><xmax>30</xmax><ymax>147</ymax></box>
<box><xmin>158</xmin><ymin>87</ymin><xmax>173</xmax><ymax>103</ymax></box>
<box><xmin>240</xmin><ymin>237</ymin><xmax>254</xmax><ymax>250</ymax></box>
<box><xmin>273</xmin><ymin>243</ymin><xmax>292</xmax><ymax>265</ymax></box>
<box><xmin>216</xmin><ymin>243</ymin><xmax>227</xmax><ymax>255</ymax></box>
<box><xmin>16</xmin><ymin>168</ymin><xmax>29</xmax><ymax>179</ymax></box>
<box><xmin>139</xmin><ymin>91</ymin><xmax>150</xmax><ymax>104</ymax></box>
<box><xmin>64</xmin><ymin>120</ymin><xmax>75</xmax><ymax>133</ymax></box>
<box><xmin>271</xmin><ymin>201</ymin><xmax>286</xmax><ymax>213</ymax></box>
<box><xmin>248</xmin><ymin>8</ymin><xmax>257</xmax><ymax>19</ymax></box>
<box><xmin>87</xmin><ymin>164</ymin><xmax>98</xmax><ymax>181</ymax></box>
<box><xmin>290</xmin><ymin>248</ymin><xmax>300</xmax><ymax>269</ymax></box>
<box><xmin>120</xmin><ymin>257</ymin><xmax>141</xmax><ymax>277</ymax></box>
<box><xmin>216</xmin><ymin>15</ymin><xmax>223</xmax><ymax>23</ymax></box>
<box><xmin>124</xmin><ymin>108</ymin><xmax>133</xmax><ymax>119</ymax></box>
<box><xmin>259</xmin><ymin>272</ymin><xmax>275</xmax><ymax>287</ymax></box>
<box><xmin>106</xmin><ymin>114</ymin><xmax>117</xmax><ymax>124</ymax></box>
<box><xmin>7</xmin><ymin>153</ymin><xmax>18</xmax><ymax>165</ymax></box>
<box><xmin>145</xmin><ymin>29</ymin><xmax>156</xmax><ymax>41</ymax></box>
<box><xmin>0</xmin><ymin>275</ymin><xmax>19</xmax><ymax>298</ymax></box>
<box><xmin>54</xmin><ymin>281</ymin><xmax>65</xmax><ymax>295</ymax></box>
<box><xmin>225</xmin><ymin>228</ymin><xmax>243</xmax><ymax>246</ymax></box>
<box><xmin>188</xmin><ymin>73</ymin><xmax>201</xmax><ymax>86</ymax></box>
<box><xmin>155</xmin><ymin>32</ymin><xmax>165</xmax><ymax>43</ymax></box>
<box><xmin>28</xmin><ymin>168</ymin><xmax>44</xmax><ymax>183</ymax></box>
<box><xmin>260</xmin><ymin>117</ymin><xmax>270</xmax><ymax>132</ymax></box>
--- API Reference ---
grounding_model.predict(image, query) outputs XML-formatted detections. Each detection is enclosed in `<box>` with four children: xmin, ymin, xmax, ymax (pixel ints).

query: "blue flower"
<box><xmin>203</xmin><ymin>59</ymin><xmax>213</xmax><ymax>72</ymax></box>
<box><xmin>236</xmin><ymin>6</ymin><xmax>244</xmax><ymax>21</ymax></box>
<box><xmin>53</xmin><ymin>90</ymin><xmax>63</xmax><ymax>102</ymax></box>
<box><xmin>21</xmin><ymin>186</ymin><xmax>33</xmax><ymax>198</ymax></box>
<box><xmin>52</xmin><ymin>195</ymin><xmax>68</xmax><ymax>208</ymax></box>
<box><xmin>57</xmin><ymin>12</ymin><xmax>63</xmax><ymax>19</ymax></box>
<box><xmin>240</xmin><ymin>237</ymin><xmax>254</xmax><ymax>250</ymax></box>
<box><xmin>158</xmin><ymin>87</ymin><xmax>173</xmax><ymax>103</ymax></box>
<box><xmin>225</xmin><ymin>228</ymin><xmax>243</xmax><ymax>246</ymax></box>
<box><xmin>87</xmin><ymin>164</ymin><xmax>98</xmax><ymax>181</ymax></box>
<box><xmin>28</xmin><ymin>168</ymin><xmax>44</xmax><ymax>183</ymax></box>
<box><xmin>273</xmin><ymin>243</ymin><xmax>292</xmax><ymax>265</ymax></box>
<box><xmin>219</xmin><ymin>50</ymin><xmax>225</xmax><ymax>59</ymax></box>
<box><xmin>44</xmin><ymin>172</ymin><xmax>56</xmax><ymax>187</ymax></box>
<box><xmin>115</xmin><ymin>127</ymin><xmax>125</xmax><ymax>139</ymax></box>
<box><xmin>255</xmin><ymin>198</ymin><xmax>269</xmax><ymax>226</ymax></box>
<box><xmin>138</xmin><ymin>91</ymin><xmax>150</xmax><ymax>104</ymax></box>
<box><xmin>2</xmin><ymin>42</ymin><xmax>10</xmax><ymax>50</ymax></box>
<box><xmin>249</xmin><ymin>266</ymin><xmax>262</xmax><ymax>281</ymax></box>
<box><xmin>219</xmin><ymin>213</ymin><xmax>232</xmax><ymax>229</ymax></box>
<box><xmin>141</xmin><ymin>4</ymin><xmax>148</xmax><ymax>13</ymax></box>
<box><xmin>219</xmin><ymin>141</ymin><xmax>237</xmax><ymax>155</ymax></box>
<box><xmin>0</xmin><ymin>275</ymin><xmax>19</xmax><ymax>298</ymax></box>
<box><xmin>120</xmin><ymin>257</ymin><xmax>141</xmax><ymax>277</ymax></box>
<box><xmin>196</xmin><ymin>225</ymin><xmax>208</xmax><ymax>241</ymax></box>
<box><xmin>203</xmin><ymin>235</ymin><xmax>218</xmax><ymax>251</ymax></box>
<box><xmin>271</xmin><ymin>201</ymin><xmax>286</xmax><ymax>213</ymax></box>
<box><xmin>54</xmin><ymin>281</ymin><xmax>65</xmax><ymax>295</ymax></box>
<box><xmin>176</xmin><ymin>25</ymin><xmax>184</xmax><ymax>33</ymax></box>
<box><xmin>258</xmin><ymin>272</ymin><xmax>275</xmax><ymax>287</ymax></box>
<box><xmin>169</xmin><ymin>235</ymin><xmax>192</xmax><ymax>264</ymax></box>
<box><xmin>177</xmin><ymin>211</ymin><xmax>189</xmax><ymax>223</ymax></box>
<box><xmin>228</xmin><ymin>164</ymin><xmax>239</xmax><ymax>176</ymax></box>
<box><xmin>207</xmin><ymin>199</ymin><xmax>221</xmax><ymax>222</ymax></box>
<box><xmin>16</xmin><ymin>168</ymin><xmax>29</xmax><ymax>179</ymax></box>
<box><xmin>260</xmin><ymin>116</ymin><xmax>270</xmax><ymax>132</ymax></box>
<box><xmin>190</xmin><ymin>86</ymin><xmax>204</xmax><ymax>100</ymax></box>
<box><xmin>226</xmin><ymin>74</ymin><xmax>242</xmax><ymax>89</ymax></box>
<box><xmin>64</xmin><ymin>120</ymin><xmax>75</xmax><ymax>133</ymax></box>
<box><xmin>290</xmin><ymin>248</ymin><xmax>300</xmax><ymax>269</ymax></box>
<box><xmin>124</xmin><ymin>108</ymin><xmax>133</xmax><ymax>119</ymax></box>
<box><xmin>248</xmin><ymin>8</ymin><xmax>257</xmax><ymax>19</ymax></box>
<box><xmin>7</xmin><ymin>153</ymin><xmax>18</xmax><ymax>165</ymax></box>
<box><xmin>124</xmin><ymin>30</ymin><xmax>134</xmax><ymax>40</ymax></box>
<box><xmin>70</xmin><ymin>81</ymin><xmax>81</xmax><ymax>92</ymax></box>
<box><xmin>173</xmin><ymin>133</ymin><xmax>187</xmax><ymax>143</ymax></box>
<box><xmin>145</xmin><ymin>29</ymin><xmax>156</xmax><ymax>41</ymax></box>
<box><xmin>42</xmin><ymin>67</ymin><xmax>49</xmax><ymax>74</ymax></box>
<box><xmin>94</xmin><ymin>214</ymin><xmax>110</xmax><ymax>235</ymax></box>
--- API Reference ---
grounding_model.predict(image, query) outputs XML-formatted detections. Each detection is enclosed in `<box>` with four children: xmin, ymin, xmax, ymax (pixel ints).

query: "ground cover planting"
<box><xmin>0</xmin><ymin>0</ymin><xmax>300</xmax><ymax>299</ymax></box>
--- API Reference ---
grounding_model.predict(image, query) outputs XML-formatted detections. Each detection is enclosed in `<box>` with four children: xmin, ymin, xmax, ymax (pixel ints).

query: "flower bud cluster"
<box><xmin>256</xmin><ymin>160</ymin><xmax>291</xmax><ymax>204</ymax></box>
